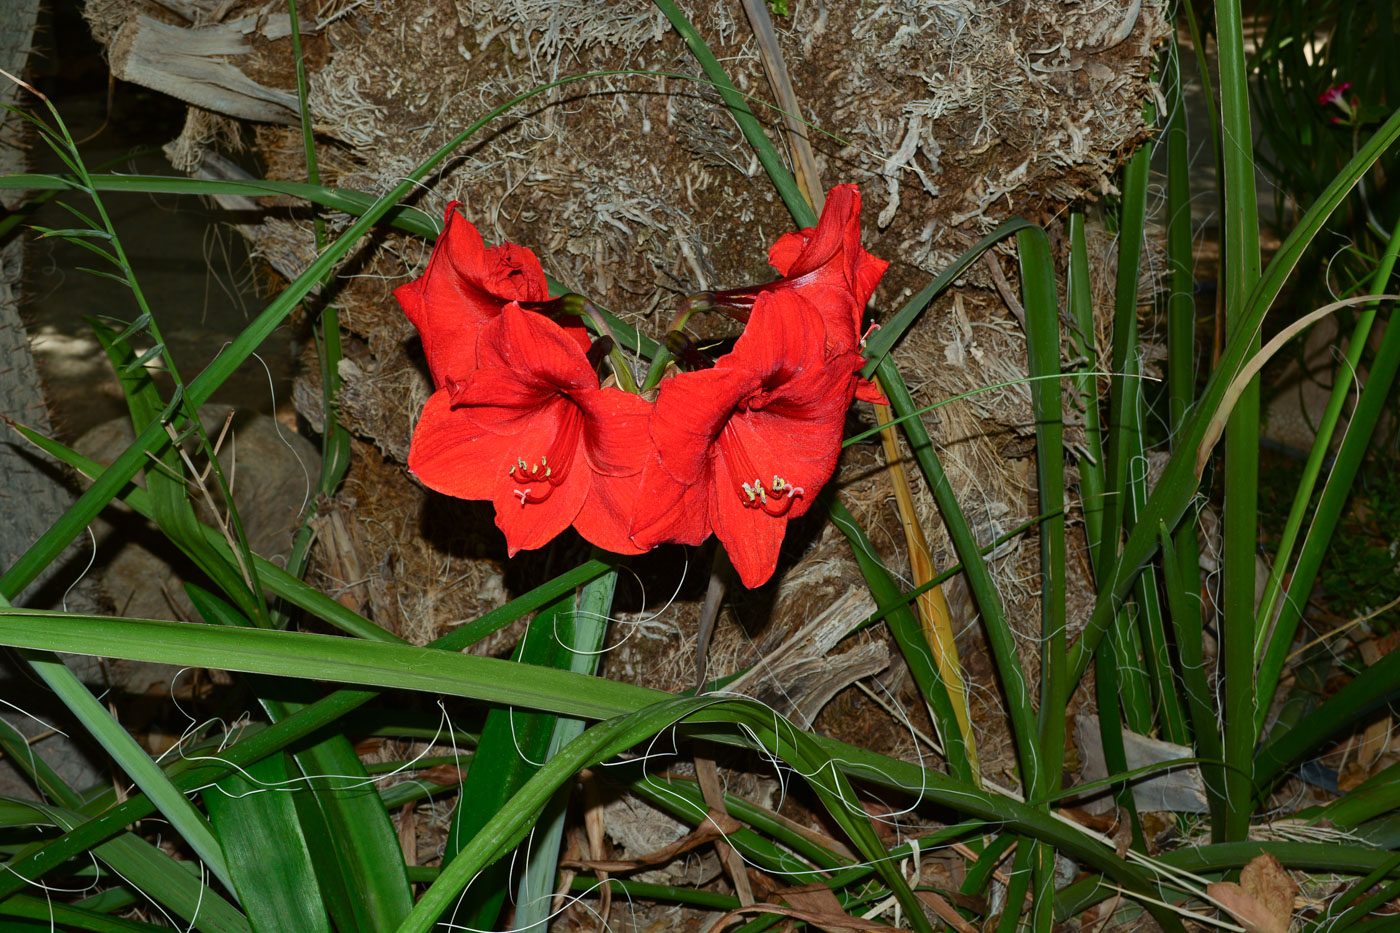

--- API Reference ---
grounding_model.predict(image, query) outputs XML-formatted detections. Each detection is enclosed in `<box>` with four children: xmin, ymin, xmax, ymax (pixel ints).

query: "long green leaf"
<box><xmin>1215</xmin><ymin>0</ymin><xmax>1263</xmax><ymax>842</ymax></box>
<box><xmin>0</xmin><ymin>604</ymin><xmax>1181</xmax><ymax>926</ymax></box>
<box><xmin>862</xmin><ymin>219</ymin><xmax>1036</xmax><ymax>374</ymax></box>
<box><xmin>1101</xmin><ymin>145</ymin><xmax>1155</xmax><ymax>737</ymax></box>
<box><xmin>283</xmin><ymin>726</ymin><xmax>411</xmax><ymax>933</ymax></box>
<box><xmin>443</xmin><ymin>593</ymin><xmax>574</xmax><ymax>929</ymax></box>
<box><xmin>9</xmin><ymin>419</ymin><xmax>609</xmax><ymax>647</ymax></box>
<box><xmin>874</xmin><ymin>355</ymin><xmax>1038</xmax><ymax>795</ymax></box>
<box><xmin>650</xmin><ymin>0</ymin><xmax>812</xmax><ymax>226</ymax></box>
<box><xmin>11</xmin><ymin>646</ymin><xmax>234</xmax><ymax>893</ymax></box>
<box><xmin>514</xmin><ymin>568</ymin><xmax>617</xmax><ymax>933</ymax></box>
<box><xmin>1019</xmin><ymin>225</ymin><xmax>1064</xmax><ymax>933</ymax></box>
<box><xmin>1253</xmin><ymin>209</ymin><xmax>1400</xmax><ymax>721</ymax></box>
<box><xmin>203</xmin><ymin>754</ymin><xmax>331</xmax><ymax>933</ymax></box>
<box><xmin>1065</xmin><ymin>104</ymin><xmax>1400</xmax><ymax>691</ymax></box>
<box><xmin>0</xmin><ymin>798</ymin><xmax>248</xmax><ymax>933</ymax></box>
<box><xmin>827</xmin><ymin>497</ymin><xmax>975</xmax><ymax>784</ymax></box>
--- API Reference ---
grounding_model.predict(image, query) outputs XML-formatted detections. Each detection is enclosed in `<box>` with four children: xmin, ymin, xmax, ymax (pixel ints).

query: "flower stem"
<box><xmin>642</xmin><ymin>293</ymin><xmax>710</xmax><ymax>390</ymax></box>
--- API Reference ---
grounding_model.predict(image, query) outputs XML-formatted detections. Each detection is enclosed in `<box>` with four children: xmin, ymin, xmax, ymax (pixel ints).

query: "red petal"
<box><xmin>854</xmin><ymin>376</ymin><xmax>888</xmax><ymax>405</ymax></box>
<box><xmin>574</xmin><ymin>471</ymin><xmax>647</xmax><ymax>555</ymax></box>
<box><xmin>476</xmin><ymin>303</ymin><xmax>596</xmax><ymax>391</ymax></box>
<box><xmin>407</xmin><ymin>388</ymin><xmax>509</xmax><ymax>500</ymax></box>
<box><xmin>767</xmin><ymin>228</ymin><xmax>813</xmax><ymax>276</ymax></box>
<box><xmin>849</xmin><ymin>250</ymin><xmax>890</xmax><ymax>311</ymax></box>
<box><xmin>450</xmin><ymin>367</ymin><xmax>559</xmax><ymax>434</ymax></box>
<box><xmin>628</xmin><ymin>455</ymin><xmax>713</xmax><ymax>549</ymax></box>
<box><xmin>719</xmin><ymin>289</ymin><xmax>830</xmax><ymax>382</ymax></box>
<box><xmin>492</xmin><ymin>455</ymin><xmax>590</xmax><ymax>556</ymax></box>
<box><xmin>648</xmin><ymin>367</ymin><xmax>756</xmax><ymax>484</ymax></box>
<box><xmin>711</xmin><ymin>440</ymin><xmax>786</xmax><ymax>588</ymax></box>
<box><xmin>441</xmin><ymin>204</ymin><xmax>549</xmax><ymax>304</ymax></box>
<box><xmin>781</xmin><ymin>185</ymin><xmax>859</xmax><ymax>279</ymax></box>
<box><xmin>575</xmin><ymin>386</ymin><xmax>652</xmax><ymax>477</ymax></box>
<box><xmin>398</xmin><ymin>206</ymin><xmax>552</xmax><ymax>388</ymax></box>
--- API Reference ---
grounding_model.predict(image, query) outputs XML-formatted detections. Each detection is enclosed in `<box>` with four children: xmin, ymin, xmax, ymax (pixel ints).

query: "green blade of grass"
<box><xmin>282</xmin><ymin>730</ymin><xmax>410</xmax><ymax>933</ymax></box>
<box><xmin>442</xmin><ymin>593</ymin><xmax>574</xmax><ymax>929</ymax></box>
<box><xmin>649</xmin><ymin>0</ymin><xmax>812</xmax><ymax>227</ymax></box>
<box><xmin>1019</xmin><ymin>225</ymin><xmax>1064</xmax><ymax>932</ymax></box>
<box><xmin>9</xmin><ymin>420</ymin><xmax>610</xmax><ymax>648</ymax></box>
<box><xmin>1101</xmin><ymin>145</ymin><xmax>1156</xmax><ymax>738</ymax></box>
<box><xmin>1254</xmin><ymin>633</ymin><xmax>1400</xmax><ymax>790</ymax></box>
<box><xmin>10</xmin><ymin>644</ymin><xmax>234</xmax><ymax>893</ymax></box>
<box><xmin>1215</xmin><ymin>0</ymin><xmax>1263</xmax><ymax>842</ymax></box>
<box><xmin>861</xmin><ymin>219</ymin><xmax>1037</xmax><ymax>375</ymax></box>
<box><xmin>1158</xmin><ymin>522</ymin><xmax>1227</xmax><ymax>824</ymax></box>
<box><xmin>1066</xmin><ymin>211</ymin><xmax>1107</xmax><ymax>580</ymax></box>
<box><xmin>513</xmin><ymin>568</ymin><xmax>617</xmax><ymax>933</ymax></box>
<box><xmin>0</xmin><ymin>895</ymin><xmax>164</xmax><ymax>932</ymax></box>
<box><xmin>1018</xmin><ymin>226</ymin><xmax>1066</xmax><ymax>810</ymax></box>
<box><xmin>0</xmin><ymin>798</ymin><xmax>248</xmax><ymax>933</ymax></box>
<box><xmin>1253</xmin><ymin>209</ymin><xmax>1400</xmax><ymax>724</ymax></box>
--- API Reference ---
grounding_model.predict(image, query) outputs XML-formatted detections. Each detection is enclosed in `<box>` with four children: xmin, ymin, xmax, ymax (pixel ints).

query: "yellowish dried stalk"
<box><xmin>873</xmin><ymin>402</ymin><xmax>979</xmax><ymax>779</ymax></box>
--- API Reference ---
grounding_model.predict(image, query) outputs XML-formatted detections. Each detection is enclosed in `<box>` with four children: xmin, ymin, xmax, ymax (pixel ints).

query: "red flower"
<box><xmin>395</xmin><ymin>203</ymin><xmax>588</xmax><ymax>389</ymax></box>
<box><xmin>408</xmin><ymin>303</ymin><xmax>650</xmax><ymax>556</ymax></box>
<box><xmin>765</xmin><ymin>184</ymin><xmax>889</xmax><ymax>350</ymax></box>
<box><xmin>630</xmin><ymin>290</ymin><xmax>862</xmax><ymax>587</ymax></box>
<box><xmin>707</xmin><ymin>184</ymin><xmax>889</xmax><ymax>403</ymax></box>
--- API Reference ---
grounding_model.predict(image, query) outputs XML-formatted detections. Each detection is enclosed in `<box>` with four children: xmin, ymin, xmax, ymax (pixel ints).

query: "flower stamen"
<box><xmin>505</xmin><ymin>405</ymin><xmax>582</xmax><ymax>506</ymax></box>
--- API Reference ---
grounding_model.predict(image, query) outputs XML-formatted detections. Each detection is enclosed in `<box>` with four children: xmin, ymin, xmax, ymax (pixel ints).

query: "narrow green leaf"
<box><xmin>1101</xmin><ymin>145</ymin><xmax>1156</xmax><ymax>738</ymax></box>
<box><xmin>875</xmin><ymin>354</ymin><xmax>1037</xmax><ymax>794</ymax></box>
<box><xmin>1255</xmin><ymin>637</ymin><xmax>1400</xmax><ymax>790</ymax></box>
<box><xmin>0</xmin><ymin>798</ymin><xmax>248</xmax><ymax>933</ymax></box>
<box><xmin>1158</xmin><ymin>522</ymin><xmax>1226</xmax><ymax>824</ymax></box>
<box><xmin>203</xmin><ymin>753</ymin><xmax>331</xmax><ymax>933</ymax></box>
<box><xmin>0</xmin><ymin>894</ymin><xmax>164</xmax><ymax>932</ymax></box>
<box><xmin>444</xmin><ymin>594</ymin><xmax>574</xmax><ymax>929</ymax></box>
<box><xmin>1254</xmin><ymin>209</ymin><xmax>1400</xmax><ymax>723</ymax></box>
<box><xmin>1065</xmin><ymin>104</ymin><xmax>1400</xmax><ymax>694</ymax></box>
<box><xmin>827</xmin><ymin>497</ymin><xmax>975</xmax><ymax>784</ymax></box>
<box><xmin>1018</xmin><ymin>226</ymin><xmax>1066</xmax><ymax>813</ymax></box>
<box><xmin>514</xmin><ymin>568</ymin><xmax>618</xmax><ymax>932</ymax></box>
<box><xmin>1066</xmin><ymin>212</ymin><xmax>1106</xmax><ymax>579</ymax></box>
<box><xmin>650</xmin><ymin>0</ymin><xmax>812</xmax><ymax>226</ymax></box>
<box><xmin>5</xmin><ymin>637</ymin><xmax>234</xmax><ymax>893</ymax></box>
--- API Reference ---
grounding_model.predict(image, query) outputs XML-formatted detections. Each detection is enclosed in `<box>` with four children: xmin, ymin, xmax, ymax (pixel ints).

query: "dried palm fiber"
<box><xmin>81</xmin><ymin>0</ymin><xmax>1169</xmax><ymax>778</ymax></box>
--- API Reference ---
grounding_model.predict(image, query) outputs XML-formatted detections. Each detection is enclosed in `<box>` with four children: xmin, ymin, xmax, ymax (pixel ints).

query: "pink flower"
<box><xmin>1318</xmin><ymin>82</ymin><xmax>1352</xmax><ymax>107</ymax></box>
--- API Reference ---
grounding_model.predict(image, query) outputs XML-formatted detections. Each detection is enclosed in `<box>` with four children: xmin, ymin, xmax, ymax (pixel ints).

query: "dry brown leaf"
<box><xmin>1242</xmin><ymin>853</ymin><xmax>1296</xmax><ymax>929</ymax></box>
<box><xmin>1209</xmin><ymin>854</ymin><xmax>1295</xmax><ymax>933</ymax></box>
<box><xmin>1208</xmin><ymin>883</ymin><xmax>1280</xmax><ymax>933</ymax></box>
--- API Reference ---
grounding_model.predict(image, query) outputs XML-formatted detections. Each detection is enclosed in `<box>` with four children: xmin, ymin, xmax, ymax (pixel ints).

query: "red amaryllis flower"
<box><xmin>408</xmin><ymin>303</ymin><xmax>650</xmax><ymax>556</ymax></box>
<box><xmin>395</xmin><ymin>203</ymin><xmax>588</xmax><ymax>388</ymax></box>
<box><xmin>708</xmin><ymin>185</ymin><xmax>888</xmax><ymax>353</ymax></box>
<box><xmin>630</xmin><ymin>289</ymin><xmax>862</xmax><ymax>587</ymax></box>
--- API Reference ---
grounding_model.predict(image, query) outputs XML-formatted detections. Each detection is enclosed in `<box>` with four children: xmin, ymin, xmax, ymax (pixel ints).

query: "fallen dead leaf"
<box><xmin>1208</xmin><ymin>852</ymin><xmax>1296</xmax><ymax>933</ymax></box>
